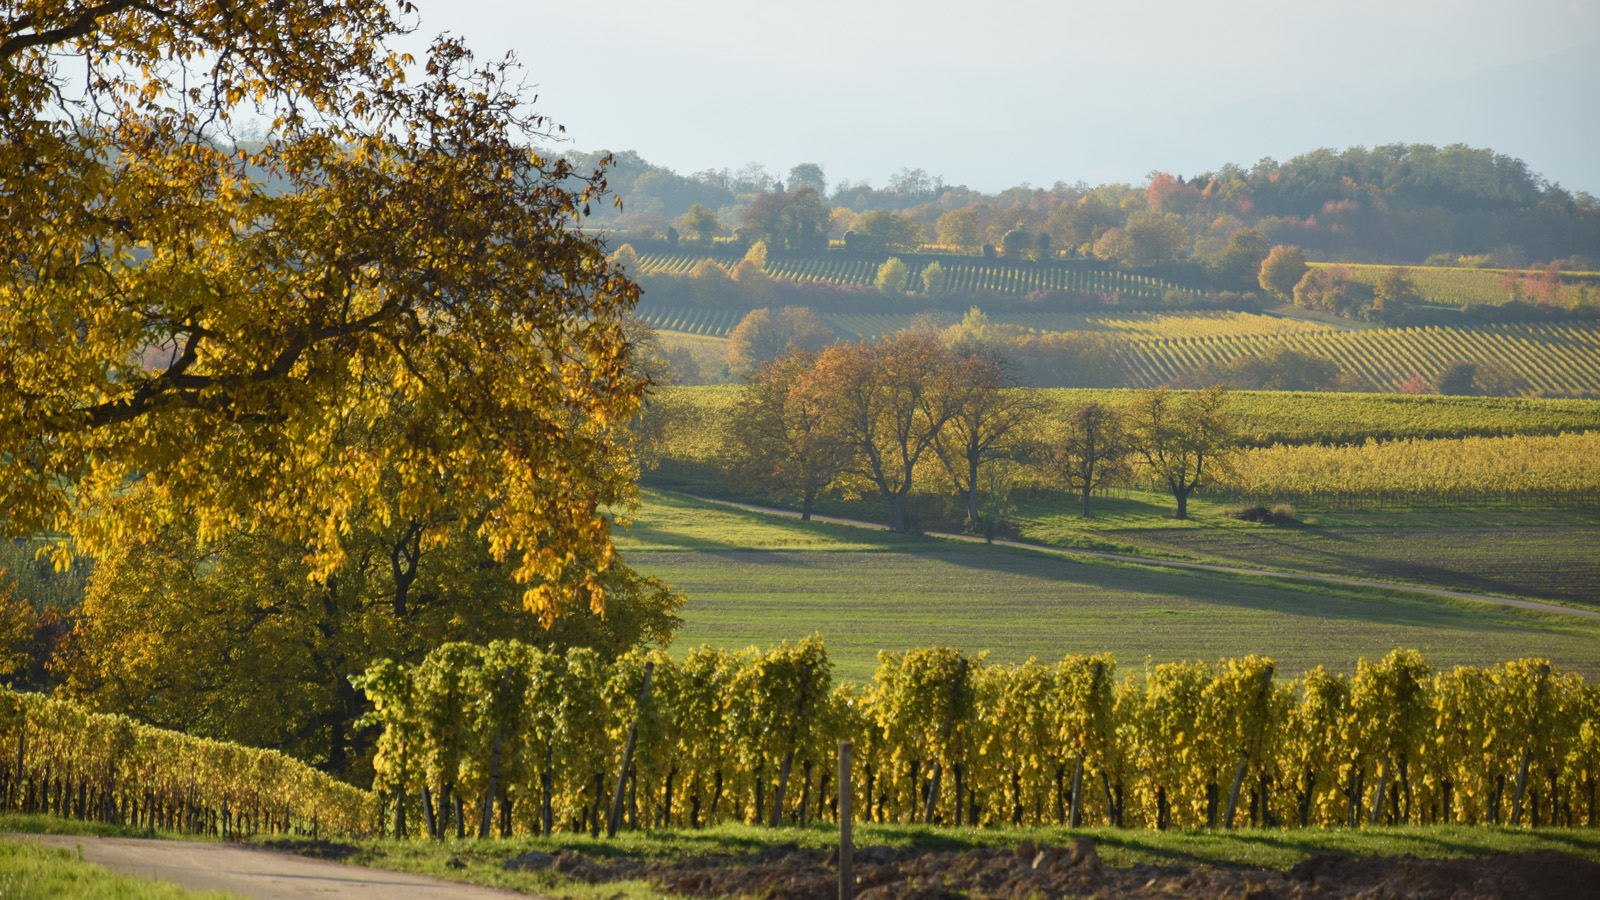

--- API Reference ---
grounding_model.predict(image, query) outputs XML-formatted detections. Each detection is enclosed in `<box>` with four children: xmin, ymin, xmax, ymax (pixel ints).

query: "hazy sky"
<box><xmin>402</xmin><ymin>0</ymin><xmax>1600</xmax><ymax>193</ymax></box>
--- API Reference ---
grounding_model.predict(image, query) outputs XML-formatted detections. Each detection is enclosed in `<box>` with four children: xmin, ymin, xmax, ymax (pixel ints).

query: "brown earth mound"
<box><xmin>537</xmin><ymin>840</ymin><xmax>1600</xmax><ymax>900</ymax></box>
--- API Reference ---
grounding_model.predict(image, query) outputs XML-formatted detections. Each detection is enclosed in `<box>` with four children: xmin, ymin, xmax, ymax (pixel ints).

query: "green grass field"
<box><xmin>614</xmin><ymin>491</ymin><xmax>1600</xmax><ymax>682</ymax></box>
<box><xmin>0</xmin><ymin>837</ymin><xmax>236</xmax><ymax>900</ymax></box>
<box><xmin>1093</xmin><ymin>523</ymin><xmax>1600</xmax><ymax>606</ymax></box>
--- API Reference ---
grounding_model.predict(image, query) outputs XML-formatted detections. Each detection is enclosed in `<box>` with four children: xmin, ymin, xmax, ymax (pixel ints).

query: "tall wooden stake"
<box><xmin>608</xmin><ymin>661</ymin><xmax>654</xmax><ymax>838</ymax></box>
<box><xmin>838</xmin><ymin>742</ymin><xmax>853</xmax><ymax>900</ymax></box>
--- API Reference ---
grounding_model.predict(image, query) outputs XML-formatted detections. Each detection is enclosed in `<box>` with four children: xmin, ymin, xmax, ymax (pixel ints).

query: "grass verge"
<box><xmin>0</xmin><ymin>837</ymin><xmax>238</xmax><ymax>899</ymax></box>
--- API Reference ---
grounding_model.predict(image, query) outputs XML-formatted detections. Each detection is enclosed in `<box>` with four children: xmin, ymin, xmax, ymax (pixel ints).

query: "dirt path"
<box><xmin>692</xmin><ymin>496</ymin><xmax>1600</xmax><ymax>620</ymax></box>
<box><xmin>9</xmin><ymin>834</ymin><xmax>534</xmax><ymax>900</ymax></box>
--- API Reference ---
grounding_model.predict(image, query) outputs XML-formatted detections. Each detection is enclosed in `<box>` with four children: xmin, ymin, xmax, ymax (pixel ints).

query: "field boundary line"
<box><xmin>684</xmin><ymin>495</ymin><xmax>1600</xmax><ymax>621</ymax></box>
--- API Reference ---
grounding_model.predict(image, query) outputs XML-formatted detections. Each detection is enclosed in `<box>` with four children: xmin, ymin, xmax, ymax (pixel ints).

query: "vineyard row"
<box><xmin>635</xmin><ymin>303</ymin><xmax>1600</xmax><ymax>397</ymax></box>
<box><xmin>634</xmin><ymin>253</ymin><xmax>1187</xmax><ymax>301</ymax></box>
<box><xmin>1116</xmin><ymin>322</ymin><xmax>1600</xmax><ymax>395</ymax></box>
<box><xmin>358</xmin><ymin>641</ymin><xmax>1600</xmax><ymax>840</ymax></box>
<box><xmin>0</xmin><ymin>690</ymin><xmax>375</xmax><ymax>837</ymax></box>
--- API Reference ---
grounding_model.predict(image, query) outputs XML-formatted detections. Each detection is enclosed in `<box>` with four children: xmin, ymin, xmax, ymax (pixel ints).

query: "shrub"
<box><xmin>1225</xmin><ymin>505</ymin><xmax>1273</xmax><ymax>523</ymax></box>
<box><xmin>1225</xmin><ymin>504</ymin><xmax>1298</xmax><ymax>526</ymax></box>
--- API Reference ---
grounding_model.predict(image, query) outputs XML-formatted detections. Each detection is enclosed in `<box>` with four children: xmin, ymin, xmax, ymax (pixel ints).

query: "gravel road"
<box><xmin>9</xmin><ymin>834</ymin><xmax>536</xmax><ymax>900</ymax></box>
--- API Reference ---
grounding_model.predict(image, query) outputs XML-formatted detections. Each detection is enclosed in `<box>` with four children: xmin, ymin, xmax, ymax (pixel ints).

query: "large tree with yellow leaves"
<box><xmin>1</xmin><ymin>2</ymin><xmax>644</xmax><ymax>621</ymax></box>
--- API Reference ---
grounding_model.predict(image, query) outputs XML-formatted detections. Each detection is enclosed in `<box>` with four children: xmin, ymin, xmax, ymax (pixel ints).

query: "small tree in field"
<box><xmin>1258</xmin><ymin>245</ymin><xmax>1309</xmax><ymax>301</ymax></box>
<box><xmin>725</xmin><ymin>306</ymin><xmax>833</xmax><ymax>375</ymax></box>
<box><xmin>807</xmin><ymin>334</ymin><xmax>963</xmax><ymax>532</ymax></box>
<box><xmin>721</xmin><ymin>349</ymin><xmax>850</xmax><ymax>521</ymax></box>
<box><xmin>676</xmin><ymin>204</ymin><xmax>723</xmax><ymax>244</ymax></box>
<box><xmin>932</xmin><ymin>349</ymin><xmax>1035</xmax><ymax>528</ymax></box>
<box><xmin>1050</xmin><ymin>402</ymin><xmax>1131</xmax><ymax>518</ymax></box>
<box><xmin>876</xmin><ymin>257</ymin><xmax>910</xmax><ymax>296</ymax></box>
<box><xmin>1128</xmin><ymin>387</ymin><xmax>1237</xmax><ymax>519</ymax></box>
<box><xmin>1432</xmin><ymin>360</ymin><xmax>1479</xmax><ymax>395</ymax></box>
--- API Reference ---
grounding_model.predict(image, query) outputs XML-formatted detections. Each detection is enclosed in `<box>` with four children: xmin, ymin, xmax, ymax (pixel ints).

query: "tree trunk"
<box><xmin>924</xmin><ymin>760</ymin><xmax>942</xmax><ymax>824</ymax></box>
<box><xmin>627</xmin><ymin>767</ymin><xmax>638</xmax><ymax>830</ymax></box>
<box><xmin>541</xmin><ymin>768</ymin><xmax>553</xmax><ymax>836</ymax></box>
<box><xmin>799</xmin><ymin>760</ymin><xmax>812</xmax><ymax>827</ymax></box>
<box><xmin>663</xmin><ymin>767</ymin><xmax>676</xmax><ymax>828</ymax></box>
<box><xmin>1069</xmin><ymin>759</ymin><xmax>1084</xmax><ymax>828</ymax></box>
<box><xmin>1010</xmin><ymin>771</ymin><xmax>1023</xmax><ymax>826</ymax></box>
<box><xmin>1055</xmin><ymin>766</ymin><xmax>1066</xmax><ymax>825</ymax></box>
<box><xmin>801</xmin><ymin>488</ymin><xmax>815</xmax><ymax>522</ymax></box>
<box><xmin>887</xmin><ymin>494</ymin><xmax>907</xmax><ymax>532</ymax></box>
<box><xmin>609</xmin><ymin>660</ymin><xmax>654</xmax><ymax>837</ymax></box>
<box><xmin>1225</xmin><ymin>750</ymin><xmax>1250</xmax><ymax>829</ymax></box>
<box><xmin>953</xmin><ymin>765</ymin><xmax>964</xmax><ymax>826</ymax></box>
<box><xmin>907</xmin><ymin>760</ymin><xmax>919</xmax><ymax>822</ymax></box>
<box><xmin>1512</xmin><ymin>749</ymin><xmax>1532</xmax><ymax>825</ymax></box>
<box><xmin>1081</xmin><ymin>485</ymin><xmax>1094</xmax><ymax>519</ymax></box>
<box><xmin>422</xmin><ymin>786</ymin><xmax>437</xmax><ymax>839</ymax></box>
<box><xmin>754</xmin><ymin>768</ymin><xmax>765</xmax><ymax>824</ymax></box>
<box><xmin>479</xmin><ymin>729</ymin><xmax>503</xmax><ymax>838</ymax></box>
<box><xmin>771</xmin><ymin>750</ymin><xmax>794</xmax><ymax>827</ymax></box>
<box><xmin>1174</xmin><ymin>487</ymin><xmax>1190</xmax><ymax>520</ymax></box>
<box><xmin>1298</xmin><ymin>769</ymin><xmax>1314</xmax><ymax>828</ymax></box>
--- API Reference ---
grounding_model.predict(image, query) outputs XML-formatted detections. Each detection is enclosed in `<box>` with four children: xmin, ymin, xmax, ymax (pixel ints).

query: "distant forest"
<box><xmin>562</xmin><ymin>144</ymin><xmax>1600</xmax><ymax>272</ymax></box>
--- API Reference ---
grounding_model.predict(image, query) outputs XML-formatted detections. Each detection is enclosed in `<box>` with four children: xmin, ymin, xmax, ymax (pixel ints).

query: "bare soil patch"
<box><xmin>534</xmin><ymin>839</ymin><xmax>1600</xmax><ymax>900</ymax></box>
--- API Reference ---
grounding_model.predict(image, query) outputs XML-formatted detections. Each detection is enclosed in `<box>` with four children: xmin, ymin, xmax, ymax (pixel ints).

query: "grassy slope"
<box><xmin>0</xmin><ymin>838</ymin><xmax>238</xmax><ymax>900</ymax></box>
<box><xmin>615</xmin><ymin>490</ymin><xmax>1600</xmax><ymax>682</ymax></box>
<box><xmin>1002</xmin><ymin>492</ymin><xmax>1600</xmax><ymax>608</ymax></box>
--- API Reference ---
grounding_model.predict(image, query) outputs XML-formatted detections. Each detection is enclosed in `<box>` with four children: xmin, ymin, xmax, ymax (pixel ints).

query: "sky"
<box><xmin>398</xmin><ymin>0</ymin><xmax>1600</xmax><ymax>194</ymax></box>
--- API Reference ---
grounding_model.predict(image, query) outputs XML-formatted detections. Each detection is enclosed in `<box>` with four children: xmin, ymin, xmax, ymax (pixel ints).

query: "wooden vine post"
<box><xmin>838</xmin><ymin>741</ymin><xmax>853</xmax><ymax>900</ymax></box>
<box><xmin>607</xmin><ymin>661</ymin><xmax>654</xmax><ymax>838</ymax></box>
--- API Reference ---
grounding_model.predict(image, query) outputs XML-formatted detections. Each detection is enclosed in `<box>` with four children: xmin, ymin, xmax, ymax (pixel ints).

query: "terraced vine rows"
<box><xmin>633</xmin><ymin>252</ymin><xmax>1192</xmax><ymax>301</ymax></box>
<box><xmin>823</xmin><ymin>310</ymin><xmax>1338</xmax><ymax>342</ymax></box>
<box><xmin>634</xmin><ymin>307</ymin><xmax>743</xmax><ymax>336</ymax></box>
<box><xmin>1311</xmin><ymin>263</ymin><xmax>1600</xmax><ymax>308</ymax></box>
<box><xmin>1119</xmin><ymin>322</ymin><xmax>1600</xmax><ymax>394</ymax></box>
<box><xmin>635</xmin><ymin>308</ymin><xmax>1339</xmax><ymax>343</ymax></box>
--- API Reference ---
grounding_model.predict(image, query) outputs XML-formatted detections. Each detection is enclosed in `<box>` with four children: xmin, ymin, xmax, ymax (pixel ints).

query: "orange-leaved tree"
<box><xmin>805</xmin><ymin>334</ymin><xmax>963</xmax><ymax>532</ymax></box>
<box><xmin>720</xmin><ymin>347</ymin><xmax>851</xmax><ymax>521</ymax></box>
